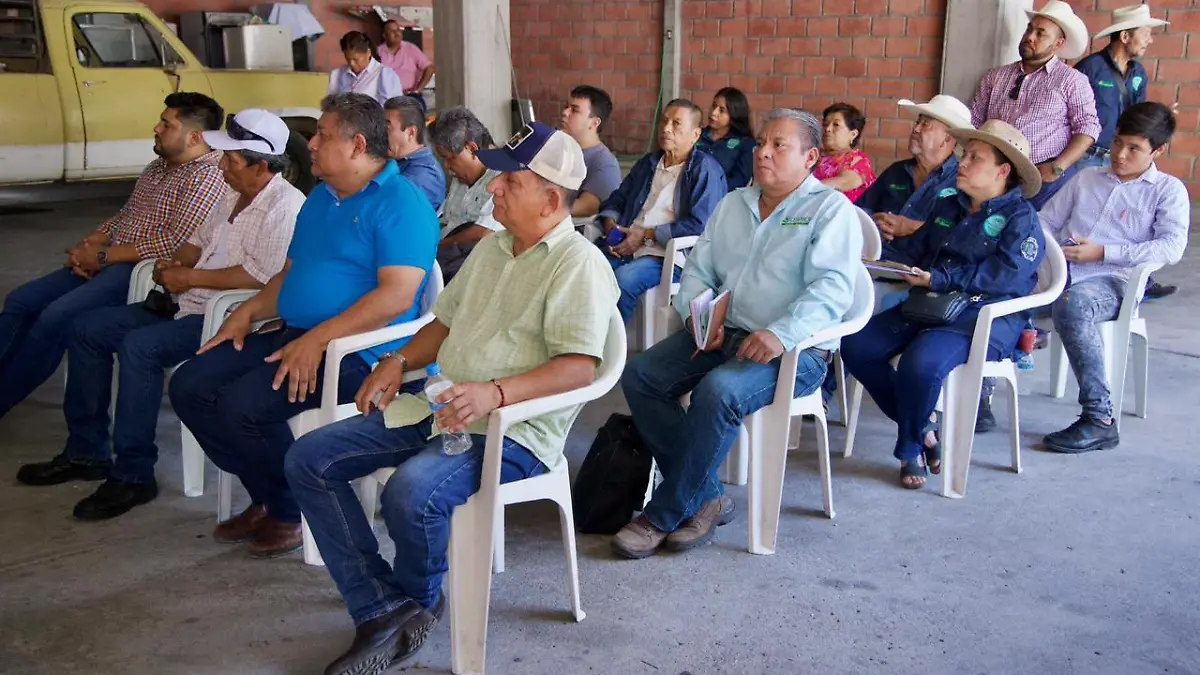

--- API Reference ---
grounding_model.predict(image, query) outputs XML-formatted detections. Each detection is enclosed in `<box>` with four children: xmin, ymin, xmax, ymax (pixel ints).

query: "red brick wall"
<box><xmin>140</xmin><ymin>0</ymin><xmax>434</xmax><ymax>72</ymax></box>
<box><xmin>511</xmin><ymin>0</ymin><xmax>1200</xmax><ymax>196</ymax></box>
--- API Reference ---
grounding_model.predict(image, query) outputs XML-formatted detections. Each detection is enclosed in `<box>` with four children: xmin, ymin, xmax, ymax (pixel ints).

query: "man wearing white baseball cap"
<box><xmin>18</xmin><ymin>109</ymin><xmax>306</xmax><ymax>520</ymax></box>
<box><xmin>969</xmin><ymin>0</ymin><xmax>1101</xmax><ymax>209</ymax></box>
<box><xmin>284</xmin><ymin>120</ymin><xmax>617</xmax><ymax>674</ymax></box>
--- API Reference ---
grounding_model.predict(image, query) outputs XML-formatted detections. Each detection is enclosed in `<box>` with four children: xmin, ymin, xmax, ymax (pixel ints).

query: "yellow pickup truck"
<box><xmin>1</xmin><ymin>0</ymin><xmax>328</xmax><ymax>191</ymax></box>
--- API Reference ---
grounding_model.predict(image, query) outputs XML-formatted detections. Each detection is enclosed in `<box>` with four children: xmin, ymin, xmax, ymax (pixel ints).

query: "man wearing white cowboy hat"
<box><xmin>1075</xmin><ymin>4</ymin><xmax>1178</xmax><ymax>300</ymax></box>
<box><xmin>969</xmin><ymin>0</ymin><xmax>1101</xmax><ymax>210</ymax></box>
<box><xmin>841</xmin><ymin>119</ymin><xmax>1046</xmax><ymax>490</ymax></box>
<box><xmin>15</xmin><ymin>108</ymin><xmax>306</xmax><ymax>521</ymax></box>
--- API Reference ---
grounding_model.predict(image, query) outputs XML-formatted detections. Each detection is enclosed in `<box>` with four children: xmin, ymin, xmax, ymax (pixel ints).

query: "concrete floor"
<box><xmin>0</xmin><ymin>185</ymin><xmax>1197</xmax><ymax>675</ymax></box>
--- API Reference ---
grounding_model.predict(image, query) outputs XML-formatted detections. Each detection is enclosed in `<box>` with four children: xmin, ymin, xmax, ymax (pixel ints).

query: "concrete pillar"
<box><xmin>940</xmin><ymin>0</ymin><xmax>1034</xmax><ymax>105</ymax></box>
<box><xmin>433</xmin><ymin>0</ymin><xmax>513</xmax><ymax>142</ymax></box>
<box><xmin>662</xmin><ymin>0</ymin><xmax>682</xmax><ymax>101</ymax></box>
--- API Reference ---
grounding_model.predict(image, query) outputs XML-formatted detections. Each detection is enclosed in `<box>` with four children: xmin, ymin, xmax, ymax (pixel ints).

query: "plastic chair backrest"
<box><xmin>421</xmin><ymin>262</ymin><xmax>445</xmax><ymax>314</ymax></box>
<box><xmin>1032</xmin><ymin>237</ymin><xmax>1067</xmax><ymax>298</ymax></box>
<box><xmin>854</xmin><ymin>207</ymin><xmax>883</xmax><ymax>261</ymax></box>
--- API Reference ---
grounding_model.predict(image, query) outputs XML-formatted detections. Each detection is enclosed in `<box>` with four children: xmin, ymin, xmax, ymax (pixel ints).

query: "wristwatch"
<box><xmin>1050</xmin><ymin>164</ymin><xmax>1065</xmax><ymax>177</ymax></box>
<box><xmin>95</xmin><ymin>248</ymin><xmax>108</xmax><ymax>269</ymax></box>
<box><xmin>379</xmin><ymin>351</ymin><xmax>408</xmax><ymax>372</ymax></box>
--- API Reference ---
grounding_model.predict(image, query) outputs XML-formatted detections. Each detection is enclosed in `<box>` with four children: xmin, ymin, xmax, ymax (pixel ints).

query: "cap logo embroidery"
<box><xmin>983</xmin><ymin>214</ymin><xmax>1007</xmax><ymax>237</ymax></box>
<box><xmin>934</xmin><ymin>216</ymin><xmax>954</xmax><ymax>228</ymax></box>
<box><xmin>505</xmin><ymin>124</ymin><xmax>536</xmax><ymax>150</ymax></box>
<box><xmin>781</xmin><ymin>216</ymin><xmax>811</xmax><ymax>227</ymax></box>
<box><xmin>1097</xmin><ymin>80</ymin><xmax>1115</xmax><ymax>88</ymax></box>
<box><xmin>1020</xmin><ymin>236</ymin><xmax>1039</xmax><ymax>262</ymax></box>
<box><xmin>938</xmin><ymin>187</ymin><xmax>958</xmax><ymax>198</ymax></box>
<box><xmin>1132</xmin><ymin>75</ymin><xmax>1144</xmax><ymax>90</ymax></box>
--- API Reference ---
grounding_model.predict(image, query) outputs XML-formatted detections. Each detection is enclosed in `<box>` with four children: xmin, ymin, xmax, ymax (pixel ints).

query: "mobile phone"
<box><xmin>1062</xmin><ymin>237</ymin><xmax>1079</xmax><ymax>247</ymax></box>
<box><xmin>254</xmin><ymin>318</ymin><xmax>285</xmax><ymax>335</ymax></box>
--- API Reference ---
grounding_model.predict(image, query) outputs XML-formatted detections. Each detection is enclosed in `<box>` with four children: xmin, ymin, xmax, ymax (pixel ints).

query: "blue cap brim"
<box><xmin>476</xmin><ymin>148</ymin><xmax>527</xmax><ymax>173</ymax></box>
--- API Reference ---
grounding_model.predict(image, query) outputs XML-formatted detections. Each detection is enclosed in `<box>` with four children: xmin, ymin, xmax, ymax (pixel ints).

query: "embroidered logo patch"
<box><xmin>934</xmin><ymin>216</ymin><xmax>955</xmax><ymax>228</ymax></box>
<box><xmin>1020</xmin><ymin>236</ymin><xmax>1039</xmax><ymax>262</ymax></box>
<box><xmin>889</xmin><ymin>183</ymin><xmax>910</xmax><ymax>192</ymax></box>
<box><xmin>982</xmin><ymin>214</ymin><xmax>1007</xmax><ymax>237</ymax></box>
<box><xmin>781</xmin><ymin>217</ymin><xmax>811</xmax><ymax>227</ymax></box>
<box><xmin>1097</xmin><ymin>80</ymin><xmax>1115</xmax><ymax>88</ymax></box>
<box><xmin>938</xmin><ymin>187</ymin><xmax>958</xmax><ymax>198</ymax></box>
<box><xmin>726</xmin><ymin>138</ymin><xmax>741</xmax><ymax>149</ymax></box>
<box><xmin>1132</xmin><ymin>75</ymin><xmax>1144</xmax><ymax>90</ymax></box>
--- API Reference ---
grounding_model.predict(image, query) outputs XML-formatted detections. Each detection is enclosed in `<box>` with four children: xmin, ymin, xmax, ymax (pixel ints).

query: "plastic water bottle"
<box><xmin>1016</xmin><ymin>321</ymin><xmax>1037</xmax><ymax>372</ymax></box>
<box><xmin>424</xmin><ymin>363</ymin><xmax>473</xmax><ymax>456</ymax></box>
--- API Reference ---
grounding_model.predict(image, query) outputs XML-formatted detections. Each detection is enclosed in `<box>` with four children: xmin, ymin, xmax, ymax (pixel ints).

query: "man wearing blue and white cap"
<box><xmin>16</xmin><ymin>109</ymin><xmax>305</xmax><ymax>521</ymax></box>
<box><xmin>285</xmin><ymin>120</ymin><xmax>617</xmax><ymax>675</ymax></box>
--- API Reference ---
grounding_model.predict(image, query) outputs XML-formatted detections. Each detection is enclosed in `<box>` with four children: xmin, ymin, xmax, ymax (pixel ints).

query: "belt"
<box><xmin>1084</xmin><ymin>145</ymin><xmax>1110</xmax><ymax>158</ymax></box>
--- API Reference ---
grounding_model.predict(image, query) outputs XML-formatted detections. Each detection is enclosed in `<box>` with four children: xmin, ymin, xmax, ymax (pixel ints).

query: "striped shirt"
<box><xmin>98</xmin><ymin>151</ymin><xmax>226</xmax><ymax>260</ymax></box>
<box><xmin>432</xmin><ymin>216</ymin><xmax>619</xmax><ymax>472</ymax></box>
<box><xmin>1038</xmin><ymin>164</ymin><xmax>1190</xmax><ymax>287</ymax></box>
<box><xmin>970</xmin><ymin>57</ymin><xmax>1102</xmax><ymax>164</ymax></box>
<box><xmin>176</xmin><ymin>174</ymin><xmax>305</xmax><ymax>317</ymax></box>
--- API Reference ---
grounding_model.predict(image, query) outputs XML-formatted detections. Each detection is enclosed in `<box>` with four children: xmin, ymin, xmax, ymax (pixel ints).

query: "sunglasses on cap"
<box><xmin>225</xmin><ymin>114</ymin><xmax>277</xmax><ymax>154</ymax></box>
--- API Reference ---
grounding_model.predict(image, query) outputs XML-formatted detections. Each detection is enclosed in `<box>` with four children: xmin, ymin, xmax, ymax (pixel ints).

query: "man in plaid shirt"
<box><xmin>0</xmin><ymin>93</ymin><xmax>226</xmax><ymax>422</ymax></box>
<box><xmin>970</xmin><ymin>0</ymin><xmax>1101</xmax><ymax>211</ymax></box>
<box><xmin>16</xmin><ymin>110</ymin><xmax>305</xmax><ymax>522</ymax></box>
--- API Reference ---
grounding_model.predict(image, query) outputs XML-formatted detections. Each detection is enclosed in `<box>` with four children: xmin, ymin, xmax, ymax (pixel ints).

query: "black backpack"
<box><xmin>573</xmin><ymin>413</ymin><xmax>654</xmax><ymax>535</ymax></box>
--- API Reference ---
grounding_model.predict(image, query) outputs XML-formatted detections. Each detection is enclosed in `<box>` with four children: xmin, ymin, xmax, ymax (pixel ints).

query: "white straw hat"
<box><xmin>897</xmin><ymin>95</ymin><xmax>974</xmax><ymax>131</ymax></box>
<box><xmin>1094</xmin><ymin>4</ymin><xmax>1169</xmax><ymax>40</ymax></box>
<box><xmin>1025</xmin><ymin>0</ymin><xmax>1090</xmax><ymax>60</ymax></box>
<box><xmin>951</xmin><ymin>120</ymin><xmax>1042</xmax><ymax>199</ymax></box>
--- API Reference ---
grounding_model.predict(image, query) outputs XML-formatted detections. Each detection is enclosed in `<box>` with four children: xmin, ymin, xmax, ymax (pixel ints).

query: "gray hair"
<box><xmin>762</xmin><ymin>108</ymin><xmax>822</xmax><ymax>152</ymax></box>
<box><xmin>320</xmin><ymin>93</ymin><xmax>389</xmax><ymax>159</ymax></box>
<box><xmin>383</xmin><ymin>96</ymin><xmax>428</xmax><ymax>145</ymax></box>
<box><xmin>233</xmin><ymin>148</ymin><xmax>288</xmax><ymax>174</ymax></box>
<box><xmin>429</xmin><ymin>107</ymin><xmax>495</xmax><ymax>154</ymax></box>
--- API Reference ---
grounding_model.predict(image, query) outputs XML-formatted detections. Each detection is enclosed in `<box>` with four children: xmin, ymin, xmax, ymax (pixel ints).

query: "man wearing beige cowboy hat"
<box><xmin>969</xmin><ymin>0</ymin><xmax>1101</xmax><ymax>210</ymax></box>
<box><xmin>1076</xmin><ymin>4</ymin><xmax>1178</xmax><ymax>299</ymax></box>
<box><xmin>841</xmin><ymin>118</ymin><xmax>1046</xmax><ymax>490</ymax></box>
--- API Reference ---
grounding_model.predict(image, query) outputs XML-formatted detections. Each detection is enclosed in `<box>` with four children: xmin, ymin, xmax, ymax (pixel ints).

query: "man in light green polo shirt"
<box><xmin>285</xmin><ymin>120</ymin><xmax>618</xmax><ymax>675</ymax></box>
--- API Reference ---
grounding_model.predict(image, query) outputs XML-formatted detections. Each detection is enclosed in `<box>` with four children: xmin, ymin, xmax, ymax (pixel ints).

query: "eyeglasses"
<box><xmin>1007</xmin><ymin>73</ymin><xmax>1027</xmax><ymax>101</ymax></box>
<box><xmin>225</xmin><ymin>114</ymin><xmax>277</xmax><ymax>154</ymax></box>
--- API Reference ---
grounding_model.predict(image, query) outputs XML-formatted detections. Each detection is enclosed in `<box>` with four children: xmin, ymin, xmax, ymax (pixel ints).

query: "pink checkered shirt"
<box><xmin>970</xmin><ymin>57</ymin><xmax>1101</xmax><ymax>165</ymax></box>
<box><xmin>98</xmin><ymin>151</ymin><xmax>226</xmax><ymax>259</ymax></box>
<box><xmin>176</xmin><ymin>173</ymin><xmax>306</xmax><ymax>317</ymax></box>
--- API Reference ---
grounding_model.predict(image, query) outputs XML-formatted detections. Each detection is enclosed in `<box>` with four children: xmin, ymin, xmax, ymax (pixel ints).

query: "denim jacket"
<box><xmin>596</xmin><ymin>147</ymin><xmax>727</xmax><ymax>247</ymax></box>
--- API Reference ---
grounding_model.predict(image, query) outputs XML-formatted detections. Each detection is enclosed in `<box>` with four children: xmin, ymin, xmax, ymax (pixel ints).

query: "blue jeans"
<box><xmin>167</xmin><ymin>327</ymin><xmax>371</xmax><ymax>523</ymax></box>
<box><xmin>822</xmin><ymin>280</ymin><xmax>912</xmax><ymax>402</ymax></box>
<box><xmin>284</xmin><ymin>412</ymin><xmax>545</xmax><ymax>624</ymax></box>
<box><xmin>622</xmin><ymin>328</ymin><xmax>829</xmax><ymax>531</ymax></box>
<box><xmin>840</xmin><ymin>307</ymin><xmax>1002</xmax><ymax>461</ymax></box>
<box><xmin>1029</xmin><ymin>163</ymin><xmax>1079</xmax><ymax>211</ymax></box>
<box><xmin>0</xmin><ymin>264</ymin><xmax>134</xmax><ymax>418</ymax></box>
<box><xmin>63</xmin><ymin>304</ymin><xmax>203</xmax><ymax>483</ymax></box>
<box><xmin>1074</xmin><ymin>154</ymin><xmax>1110</xmax><ymax>172</ymax></box>
<box><xmin>604</xmin><ymin>252</ymin><xmax>680</xmax><ymax>323</ymax></box>
<box><xmin>1051</xmin><ymin>276</ymin><xmax>1123</xmax><ymax>421</ymax></box>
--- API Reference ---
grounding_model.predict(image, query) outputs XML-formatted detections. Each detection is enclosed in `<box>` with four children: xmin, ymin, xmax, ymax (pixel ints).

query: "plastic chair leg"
<box><xmin>719</xmin><ymin>428</ymin><xmax>749</xmax><ymax>486</ymax></box>
<box><xmin>302</xmin><ymin>516</ymin><xmax>324</xmax><ymax>567</ymax></box>
<box><xmin>940</xmin><ymin>367</ymin><xmax>983</xmax><ymax>500</ymax></box>
<box><xmin>831</xmin><ymin>354</ymin><xmax>849</xmax><ymax>427</ymax></box>
<box><xmin>1104</xmin><ymin>323</ymin><xmax>1130</xmax><ymax>433</ymax></box>
<box><xmin>747</xmin><ymin>409</ymin><xmax>789</xmax><ymax>555</ymax></box>
<box><xmin>216</xmin><ymin>469</ymin><xmax>233</xmax><ymax>522</ymax></box>
<box><xmin>548</xmin><ymin>476</ymin><xmax>585</xmax><ymax>621</ymax></box>
<box><xmin>1049</xmin><ymin>333</ymin><xmax>1069</xmax><ymax>398</ymax></box>
<box><xmin>448</xmin><ymin>499</ymin><xmax>494</xmax><ymax>675</ymax></box>
<box><xmin>813</xmin><ymin>410</ymin><xmax>834</xmax><ymax>519</ymax></box>
<box><xmin>643</xmin><ymin>460</ymin><xmax>657</xmax><ymax>509</ymax></box>
<box><xmin>492</xmin><ymin>505</ymin><xmax>505</xmax><ymax>575</ymax></box>
<box><xmin>181</xmin><ymin>424</ymin><xmax>206</xmax><ymax>498</ymax></box>
<box><xmin>1000</xmin><ymin>370</ymin><xmax>1022</xmax><ymax>473</ymax></box>
<box><xmin>843</xmin><ymin>376</ymin><xmax>865</xmax><ymax>458</ymax></box>
<box><xmin>1132</xmin><ymin>332</ymin><xmax>1149</xmax><ymax>419</ymax></box>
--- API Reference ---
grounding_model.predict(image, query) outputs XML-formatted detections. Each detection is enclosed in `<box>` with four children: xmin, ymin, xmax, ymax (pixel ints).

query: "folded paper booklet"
<box><xmin>863</xmin><ymin>259</ymin><xmax>919</xmax><ymax>281</ymax></box>
<box><xmin>689</xmin><ymin>288</ymin><xmax>731</xmax><ymax>351</ymax></box>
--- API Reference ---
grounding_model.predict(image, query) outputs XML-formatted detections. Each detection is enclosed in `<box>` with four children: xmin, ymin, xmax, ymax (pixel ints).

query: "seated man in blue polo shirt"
<box><xmin>596</xmin><ymin>98</ymin><xmax>726</xmax><ymax>323</ymax></box>
<box><xmin>168</xmin><ymin>93</ymin><xmax>439</xmax><ymax>559</ymax></box>
<box><xmin>384</xmin><ymin>95</ymin><xmax>445</xmax><ymax>211</ymax></box>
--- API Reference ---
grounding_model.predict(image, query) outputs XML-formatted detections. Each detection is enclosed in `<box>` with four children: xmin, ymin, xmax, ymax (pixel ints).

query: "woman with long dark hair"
<box><xmin>697</xmin><ymin>87</ymin><xmax>756</xmax><ymax>191</ymax></box>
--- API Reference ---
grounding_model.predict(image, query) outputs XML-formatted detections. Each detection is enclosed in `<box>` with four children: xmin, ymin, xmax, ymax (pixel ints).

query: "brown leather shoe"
<box><xmin>212</xmin><ymin>504</ymin><xmax>268</xmax><ymax>544</ymax></box>
<box><xmin>246</xmin><ymin>517</ymin><xmax>303</xmax><ymax>558</ymax></box>
<box><xmin>664</xmin><ymin>495</ymin><xmax>735</xmax><ymax>552</ymax></box>
<box><xmin>610</xmin><ymin>515</ymin><xmax>669</xmax><ymax>559</ymax></box>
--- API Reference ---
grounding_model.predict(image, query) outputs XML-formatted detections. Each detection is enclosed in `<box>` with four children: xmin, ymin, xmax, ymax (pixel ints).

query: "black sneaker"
<box><xmin>1143</xmin><ymin>282</ymin><xmax>1177</xmax><ymax>300</ymax></box>
<box><xmin>1043</xmin><ymin>417</ymin><xmax>1119</xmax><ymax>454</ymax></box>
<box><xmin>16</xmin><ymin>454</ymin><xmax>110</xmax><ymax>486</ymax></box>
<box><xmin>975</xmin><ymin>398</ymin><xmax>997</xmax><ymax>434</ymax></box>
<box><xmin>73</xmin><ymin>478</ymin><xmax>158</xmax><ymax>521</ymax></box>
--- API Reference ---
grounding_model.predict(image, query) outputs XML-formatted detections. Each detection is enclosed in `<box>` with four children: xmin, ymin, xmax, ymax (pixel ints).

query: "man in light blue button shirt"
<box><xmin>614</xmin><ymin>108</ymin><xmax>861</xmax><ymax>559</ymax></box>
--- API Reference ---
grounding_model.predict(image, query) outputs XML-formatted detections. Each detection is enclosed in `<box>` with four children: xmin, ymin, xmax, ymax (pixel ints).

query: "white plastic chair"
<box><xmin>203</xmin><ymin>265</ymin><xmax>444</xmax><ymax>536</ymax></box>
<box><xmin>636</xmin><ymin>235</ymin><xmax>699</xmax><ymax>350</ymax></box>
<box><xmin>1042</xmin><ymin>262</ymin><xmax>1160</xmax><ymax>431</ymax></box>
<box><xmin>349</xmin><ymin>309</ymin><xmax>626</xmax><ymax>675</ymax></box>
<box><xmin>62</xmin><ymin>260</ymin><xmax>160</xmax><ymax>388</ymax></box>
<box><xmin>827</xmin><ymin>207</ymin><xmax>884</xmax><ymax>427</ymax></box>
<box><xmin>746</xmin><ymin>264</ymin><xmax>873</xmax><ymax>554</ymax></box>
<box><xmin>843</xmin><ymin>238</ymin><xmax>1067</xmax><ymax>499</ymax></box>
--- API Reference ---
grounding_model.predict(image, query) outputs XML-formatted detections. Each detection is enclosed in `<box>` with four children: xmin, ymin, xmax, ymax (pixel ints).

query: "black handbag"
<box><xmin>572</xmin><ymin>413</ymin><xmax>653</xmax><ymax>535</ymax></box>
<box><xmin>901</xmin><ymin>288</ymin><xmax>973</xmax><ymax>325</ymax></box>
<box><xmin>141</xmin><ymin>288</ymin><xmax>180</xmax><ymax>318</ymax></box>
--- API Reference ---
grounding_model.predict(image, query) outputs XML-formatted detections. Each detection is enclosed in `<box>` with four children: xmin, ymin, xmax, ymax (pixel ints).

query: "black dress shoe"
<box><xmin>1044</xmin><ymin>417</ymin><xmax>1119</xmax><ymax>454</ymax></box>
<box><xmin>73</xmin><ymin>478</ymin><xmax>158</xmax><ymax>521</ymax></box>
<box><xmin>17</xmin><ymin>454</ymin><xmax>110</xmax><ymax>486</ymax></box>
<box><xmin>1143</xmin><ymin>281</ymin><xmax>1177</xmax><ymax>300</ymax></box>
<box><xmin>324</xmin><ymin>599</ymin><xmax>425</xmax><ymax>675</ymax></box>
<box><xmin>975</xmin><ymin>398</ymin><xmax>997</xmax><ymax>434</ymax></box>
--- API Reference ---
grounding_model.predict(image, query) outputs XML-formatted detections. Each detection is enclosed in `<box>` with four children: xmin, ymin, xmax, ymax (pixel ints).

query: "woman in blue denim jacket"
<box><xmin>696</xmin><ymin>87</ymin><xmax>756</xmax><ymax>191</ymax></box>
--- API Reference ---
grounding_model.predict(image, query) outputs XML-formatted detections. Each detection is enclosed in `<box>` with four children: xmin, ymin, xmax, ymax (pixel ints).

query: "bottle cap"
<box><xmin>426</xmin><ymin>362</ymin><xmax>441</xmax><ymax>377</ymax></box>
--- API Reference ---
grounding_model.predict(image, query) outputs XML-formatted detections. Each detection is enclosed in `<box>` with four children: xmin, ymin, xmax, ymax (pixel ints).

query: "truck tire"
<box><xmin>282</xmin><ymin>130</ymin><xmax>315</xmax><ymax>194</ymax></box>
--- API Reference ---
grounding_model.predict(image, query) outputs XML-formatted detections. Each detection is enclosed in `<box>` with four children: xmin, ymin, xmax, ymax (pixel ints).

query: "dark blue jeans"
<box><xmin>63</xmin><ymin>304</ymin><xmax>203</xmax><ymax>483</ymax></box>
<box><xmin>622</xmin><ymin>328</ymin><xmax>829</xmax><ymax>532</ymax></box>
<box><xmin>840</xmin><ymin>307</ymin><xmax>1002</xmax><ymax>462</ymax></box>
<box><xmin>167</xmin><ymin>327</ymin><xmax>371</xmax><ymax>523</ymax></box>
<box><xmin>604</xmin><ymin>251</ymin><xmax>680</xmax><ymax>323</ymax></box>
<box><xmin>0</xmin><ymin>264</ymin><xmax>134</xmax><ymax>418</ymax></box>
<box><xmin>284</xmin><ymin>412</ymin><xmax>545</xmax><ymax>624</ymax></box>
